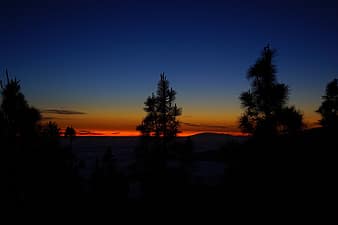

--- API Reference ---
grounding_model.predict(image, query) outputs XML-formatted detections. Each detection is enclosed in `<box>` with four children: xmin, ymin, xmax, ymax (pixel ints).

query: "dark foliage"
<box><xmin>239</xmin><ymin>46</ymin><xmax>303</xmax><ymax>136</ymax></box>
<box><xmin>137</xmin><ymin>73</ymin><xmax>182</xmax><ymax>138</ymax></box>
<box><xmin>317</xmin><ymin>78</ymin><xmax>338</xmax><ymax>130</ymax></box>
<box><xmin>0</xmin><ymin>70</ymin><xmax>41</xmax><ymax>139</ymax></box>
<box><xmin>1</xmin><ymin>71</ymin><xmax>79</xmax><ymax>212</ymax></box>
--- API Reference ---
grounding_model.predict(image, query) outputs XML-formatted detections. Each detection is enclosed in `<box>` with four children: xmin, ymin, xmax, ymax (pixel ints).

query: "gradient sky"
<box><xmin>1</xmin><ymin>0</ymin><xmax>338</xmax><ymax>135</ymax></box>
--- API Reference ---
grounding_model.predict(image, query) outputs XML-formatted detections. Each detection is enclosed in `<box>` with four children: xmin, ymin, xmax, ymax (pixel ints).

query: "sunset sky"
<box><xmin>1</xmin><ymin>0</ymin><xmax>338</xmax><ymax>136</ymax></box>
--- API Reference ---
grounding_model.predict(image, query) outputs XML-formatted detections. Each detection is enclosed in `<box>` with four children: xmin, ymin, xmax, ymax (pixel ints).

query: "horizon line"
<box><xmin>59</xmin><ymin>129</ymin><xmax>249</xmax><ymax>137</ymax></box>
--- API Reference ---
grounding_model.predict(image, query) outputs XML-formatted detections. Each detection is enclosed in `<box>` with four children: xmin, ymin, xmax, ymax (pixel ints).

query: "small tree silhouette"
<box><xmin>41</xmin><ymin>121</ymin><xmax>61</xmax><ymax>146</ymax></box>
<box><xmin>137</xmin><ymin>73</ymin><xmax>182</xmax><ymax>139</ymax></box>
<box><xmin>239</xmin><ymin>46</ymin><xmax>303</xmax><ymax>136</ymax></box>
<box><xmin>317</xmin><ymin>78</ymin><xmax>338</xmax><ymax>130</ymax></box>
<box><xmin>65</xmin><ymin>126</ymin><xmax>76</xmax><ymax>146</ymax></box>
<box><xmin>42</xmin><ymin>121</ymin><xmax>60</xmax><ymax>137</ymax></box>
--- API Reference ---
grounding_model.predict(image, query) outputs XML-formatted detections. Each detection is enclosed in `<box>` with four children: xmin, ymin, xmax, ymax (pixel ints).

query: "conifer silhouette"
<box><xmin>0</xmin><ymin>69</ymin><xmax>41</xmax><ymax>138</ymax></box>
<box><xmin>239</xmin><ymin>46</ymin><xmax>303</xmax><ymax>136</ymax></box>
<box><xmin>137</xmin><ymin>73</ymin><xmax>182</xmax><ymax>138</ymax></box>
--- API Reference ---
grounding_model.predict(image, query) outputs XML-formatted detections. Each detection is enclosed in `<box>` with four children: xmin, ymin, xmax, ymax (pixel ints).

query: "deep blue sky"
<box><xmin>1</xmin><ymin>0</ymin><xmax>338</xmax><ymax>133</ymax></box>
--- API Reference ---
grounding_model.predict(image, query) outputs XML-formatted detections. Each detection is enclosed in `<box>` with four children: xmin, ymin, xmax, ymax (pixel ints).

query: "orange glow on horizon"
<box><xmin>42</xmin><ymin>103</ymin><xmax>321</xmax><ymax>138</ymax></box>
<box><xmin>51</xmin><ymin>111</ymin><xmax>319</xmax><ymax>138</ymax></box>
<box><xmin>60</xmin><ymin>128</ymin><xmax>249</xmax><ymax>137</ymax></box>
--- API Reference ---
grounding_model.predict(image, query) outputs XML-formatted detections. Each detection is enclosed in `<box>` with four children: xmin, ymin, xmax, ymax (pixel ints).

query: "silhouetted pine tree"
<box><xmin>137</xmin><ymin>73</ymin><xmax>182</xmax><ymax>139</ymax></box>
<box><xmin>135</xmin><ymin>73</ymin><xmax>183</xmax><ymax>201</ymax></box>
<box><xmin>317</xmin><ymin>78</ymin><xmax>338</xmax><ymax>130</ymax></box>
<box><xmin>0</xmin><ymin>69</ymin><xmax>41</xmax><ymax>139</ymax></box>
<box><xmin>239</xmin><ymin>46</ymin><xmax>303</xmax><ymax>136</ymax></box>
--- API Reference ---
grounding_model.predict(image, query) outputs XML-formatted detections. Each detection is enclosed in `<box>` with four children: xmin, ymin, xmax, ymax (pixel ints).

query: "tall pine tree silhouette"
<box><xmin>137</xmin><ymin>73</ymin><xmax>182</xmax><ymax>138</ymax></box>
<box><xmin>239</xmin><ymin>45</ymin><xmax>303</xmax><ymax>136</ymax></box>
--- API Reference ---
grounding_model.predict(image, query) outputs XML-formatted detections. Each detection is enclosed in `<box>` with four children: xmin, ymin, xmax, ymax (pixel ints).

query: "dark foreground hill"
<box><xmin>227</xmin><ymin>128</ymin><xmax>338</xmax><ymax>224</ymax></box>
<box><xmin>4</xmin><ymin>130</ymin><xmax>336</xmax><ymax>223</ymax></box>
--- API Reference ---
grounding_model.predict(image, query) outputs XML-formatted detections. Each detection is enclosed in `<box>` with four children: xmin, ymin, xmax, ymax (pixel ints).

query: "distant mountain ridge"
<box><xmin>190</xmin><ymin>132</ymin><xmax>236</xmax><ymax>138</ymax></box>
